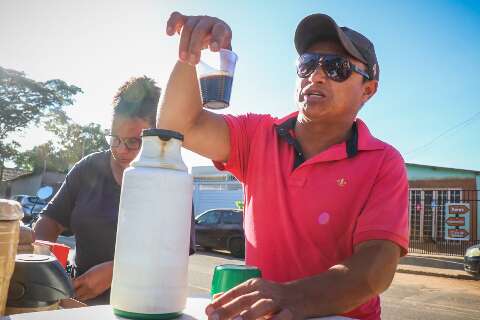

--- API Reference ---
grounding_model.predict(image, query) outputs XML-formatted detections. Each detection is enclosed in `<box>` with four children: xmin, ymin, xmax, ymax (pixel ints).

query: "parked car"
<box><xmin>464</xmin><ymin>243</ymin><xmax>480</xmax><ymax>276</ymax></box>
<box><xmin>195</xmin><ymin>208</ymin><xmax>245</xmax><ymax>258</ymax></box>
<box><xmin>10</xmin><ymin>195</ymin><xmax>48</xmax><ymax>223</ymax></box>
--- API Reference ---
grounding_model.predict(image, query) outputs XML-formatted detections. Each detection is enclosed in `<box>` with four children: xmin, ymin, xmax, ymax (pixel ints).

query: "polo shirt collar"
<box><xmin>274</xmin><ymin>112</ymin><xmax>384</xmax><ymax>163</ymax></box>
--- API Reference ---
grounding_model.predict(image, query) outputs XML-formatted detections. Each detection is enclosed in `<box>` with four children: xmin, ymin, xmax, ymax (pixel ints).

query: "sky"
<box><xmin>1</xmin><ymin>0</ymin><xmax>479</xmax><ymax>171</ymax></box>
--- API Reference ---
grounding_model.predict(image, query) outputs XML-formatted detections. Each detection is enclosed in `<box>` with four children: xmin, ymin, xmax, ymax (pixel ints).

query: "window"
<box><xmin>222</xmin><ymin>211</ymin><xmax>242</xmax><ymax>224</ymax></box>
<box><xmin>196</xmin><ymin>210</ymin><xmax>221</xmax><ymax>225</ymax></box>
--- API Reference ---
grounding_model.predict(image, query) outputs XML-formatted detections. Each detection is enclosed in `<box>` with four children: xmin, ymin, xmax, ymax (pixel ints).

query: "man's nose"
<box><xmin>308</xmin><ymin>63</ymin><xmax>327</xmax><ymax>83</ymax></box>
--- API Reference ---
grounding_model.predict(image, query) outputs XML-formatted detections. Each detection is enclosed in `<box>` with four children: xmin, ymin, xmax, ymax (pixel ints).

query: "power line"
<box><xmin>405</xmin><ymin>110</ymin><xmax>480</xmax><ymax>158</ymax></box>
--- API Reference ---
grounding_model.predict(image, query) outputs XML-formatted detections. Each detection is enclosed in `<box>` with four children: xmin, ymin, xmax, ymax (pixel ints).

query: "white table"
<box><xmin>0</xmin><ymin>297</ymin><xmax>353</xmax><ymax>320</ymax></box>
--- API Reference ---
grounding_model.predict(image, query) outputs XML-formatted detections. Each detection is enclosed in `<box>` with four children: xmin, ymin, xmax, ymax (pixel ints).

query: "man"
<box><xmin>159</xmin><ymin>12</ymin><xmax>408</xmax><ymax>320</ymax></box>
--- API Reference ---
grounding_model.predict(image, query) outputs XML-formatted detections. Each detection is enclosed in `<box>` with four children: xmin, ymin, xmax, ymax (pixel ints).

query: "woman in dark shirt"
<box><xmin>34</xmin><ymin>77</ymin><xmax>195</xmax><ymax>305</ymax></box>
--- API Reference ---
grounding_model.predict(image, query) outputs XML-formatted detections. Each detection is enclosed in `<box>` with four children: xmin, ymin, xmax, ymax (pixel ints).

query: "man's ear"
<box><xmin>362</xmin><ymin>80</ymin><xmax>378</xmax><ymax>104</ymax></box>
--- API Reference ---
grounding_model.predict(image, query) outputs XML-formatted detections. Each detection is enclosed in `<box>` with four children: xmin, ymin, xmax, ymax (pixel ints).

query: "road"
<box><xmin>58</xmin><ymin>237</ymin><xmax>480</xmax><ymax>319</ymax></box>
<box><xmin>187</xmin><ymin>249</ymin><xmax>480</xmax><ymax>320</ymax></box>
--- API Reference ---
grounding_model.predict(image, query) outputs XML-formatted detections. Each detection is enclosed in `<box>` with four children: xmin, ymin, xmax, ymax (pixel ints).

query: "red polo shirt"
<box><xmin>214</xmin><ymin>112</ymin><xmax>409</xmax><ymax>320</ymax></box>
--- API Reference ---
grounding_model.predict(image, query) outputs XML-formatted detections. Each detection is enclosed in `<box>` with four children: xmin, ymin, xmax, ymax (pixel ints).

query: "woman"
<box><xmin>34</xmin><ymin>76</ymin><xmax>195</xmax><ymax>305</ymax></box>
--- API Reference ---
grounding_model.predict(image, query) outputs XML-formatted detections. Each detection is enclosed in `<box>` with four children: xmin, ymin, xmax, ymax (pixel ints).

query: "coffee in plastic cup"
<box><xmin>210</xmin><ymin>264</ymin><xmax>261</xmax><ymax>298</ymax></box>
<box><xmin>197</xmin><ymin>49</ymin><xmax>238</xmax><ymax>110</ymax></box>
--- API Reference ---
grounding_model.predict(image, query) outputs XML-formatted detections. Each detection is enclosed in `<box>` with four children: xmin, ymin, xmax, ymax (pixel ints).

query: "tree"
<box><xmin>14</xmin><ymin>122</ymin><xmax>109</xmax><ymax>173</ymax></box>
<box><xmin>14</xmin><ymin>142</ymin><xmax>67</xmax><ymax>173</ymax></box>
<box><xmin>0</xmin><ymin>66</ymin><xmax>82</xmax><ymax>178</ymax></box>
<box><xmin>46</xmin><ymin>120</ymin><xmax>109</xmax><ymax>168</ymax></box>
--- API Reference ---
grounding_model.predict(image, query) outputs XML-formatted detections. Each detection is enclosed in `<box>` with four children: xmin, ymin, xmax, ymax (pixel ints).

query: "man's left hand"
<box><xmin>205</xmin><ymin>278</ymin><xmax>304</xmax><ymax>320</ymax></box>
<box><xmin>73</xmin><ymin>261</ymin><xmax>113</xmax><ymax>302</ymax></box>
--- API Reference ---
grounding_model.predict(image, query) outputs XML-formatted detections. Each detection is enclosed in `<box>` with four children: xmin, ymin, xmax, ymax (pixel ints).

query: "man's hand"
<box><xmin>166</xmin><ymin>11</ymin><xmax>232</xmax><ymax>65</ymax></box>
<box><xmin>73</xmin><ymin>261</ymin><xmax>113</xmax><ymax>302</ymax></box>
<box><xmin>205</xmin><ymin>278</ymin><xmax>304</xmax><ymax>320</ymax></box>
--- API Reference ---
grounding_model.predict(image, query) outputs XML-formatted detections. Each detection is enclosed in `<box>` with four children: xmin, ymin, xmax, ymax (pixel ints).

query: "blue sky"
<box><xmin>1</xmin><ymin>0</ymin><xmax>479</xmax><ymax>170</ymax></box>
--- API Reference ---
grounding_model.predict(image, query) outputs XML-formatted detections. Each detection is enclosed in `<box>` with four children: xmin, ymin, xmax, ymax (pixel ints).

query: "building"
<box><xmin>192</xmin><ymin>163</ymin><xmax>480</xmax><ymax>245</ymax></box>
<box><xmin>0</xmin><ymin>170</ymin><xmax>66</xmax><ymax>199</ymax></box>
<box><xmin>407</xmin><ymin>163</ymin><xmax>479</xmax><ymax>253</ymax></box>
<box><xmin>192</xmin><ymin>166</ymin><xmax>242</xmax><ymax>216</ymax></box>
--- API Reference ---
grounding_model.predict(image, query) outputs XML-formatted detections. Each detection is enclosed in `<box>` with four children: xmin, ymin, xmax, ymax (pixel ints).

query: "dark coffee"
<box><xmin>199</xmin><ymin>74</ymin><xmax>233</xmax><ymax>109</ymax></box>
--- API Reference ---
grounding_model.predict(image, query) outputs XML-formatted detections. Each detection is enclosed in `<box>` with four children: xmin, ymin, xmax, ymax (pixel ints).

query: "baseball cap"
<box><xmin>294</xmin><ymin>14</ymin><xmax>379</xmax><ymax>81</ymax></box>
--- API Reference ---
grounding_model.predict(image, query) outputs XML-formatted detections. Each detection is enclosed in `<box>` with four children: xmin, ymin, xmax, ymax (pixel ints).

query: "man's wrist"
<box><xmin>282</xmin><ymin>280</ymin><xmax>309</xmax><ymax>318</ymax></box>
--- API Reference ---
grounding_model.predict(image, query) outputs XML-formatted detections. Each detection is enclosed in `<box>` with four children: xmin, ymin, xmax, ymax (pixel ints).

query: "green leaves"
<box><xmin>0</xmin><ymin>66</ymin><xmax>82</xmax><ymax>165</ymax></box>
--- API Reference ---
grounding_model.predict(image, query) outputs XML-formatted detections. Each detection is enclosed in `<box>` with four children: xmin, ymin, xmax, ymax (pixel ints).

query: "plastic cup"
<box><xmin>197</xmin><ymin>49</ymin><xmax>238</xmax><ymax>109</ymax></box>
<box><xmin>34</xmin><ymin>240</ymin><xmax>70</xmax><ymax>268</ymax></box>
<box><xmin>210</xmin><ymin>264</ymin><xmax>261</xmax><ymax>298</ymax></box>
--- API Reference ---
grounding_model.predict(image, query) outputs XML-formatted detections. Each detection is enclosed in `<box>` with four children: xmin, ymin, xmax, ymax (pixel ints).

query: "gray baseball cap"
<box><xmin>294</xmin><ymin>13</ymin><xmax>379</xmax><ymax>81</ymax></box>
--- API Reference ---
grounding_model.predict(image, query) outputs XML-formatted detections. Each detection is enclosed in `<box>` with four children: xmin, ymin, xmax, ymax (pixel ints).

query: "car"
<box><xmin>464</xmin><ymin>243</ymin><xmax>480</xmax><ymax>277</ymax></box>
<box><xmin>10</xmin><ymin>195</ymin><xmax>48</xmax><ymax>223</ymax></box>
<box><xmin>195</xmin><ymin>208</ymin><xmax>245</xmax><ymax>258</ymax></box>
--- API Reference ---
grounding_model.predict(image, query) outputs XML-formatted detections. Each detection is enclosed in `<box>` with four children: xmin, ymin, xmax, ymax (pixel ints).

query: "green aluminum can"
<box><xmin>210</xmin><ymin>264</ymin><xmax>262</xmax><ymax>297</ymax></box>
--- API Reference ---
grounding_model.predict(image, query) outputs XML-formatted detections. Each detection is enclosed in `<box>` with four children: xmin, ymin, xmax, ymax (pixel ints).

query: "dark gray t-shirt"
<box><xmin>43</xmin><ymin>150</ymin><xmax>195</xmax><ymax>305</ymax></box>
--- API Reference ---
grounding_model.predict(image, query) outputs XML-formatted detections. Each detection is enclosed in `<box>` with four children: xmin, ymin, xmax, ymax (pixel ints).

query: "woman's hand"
<box><xmin>73</xmin><ymin>261</ymin><xmax>113</xmax><ymax>302</ymax></box>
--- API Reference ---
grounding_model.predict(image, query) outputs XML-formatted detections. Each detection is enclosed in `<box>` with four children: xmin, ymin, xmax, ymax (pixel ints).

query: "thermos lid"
<box><xmin>142</xmin><ymin>128</ymin><xmax>184</xmax><ymax>141</ymax></box>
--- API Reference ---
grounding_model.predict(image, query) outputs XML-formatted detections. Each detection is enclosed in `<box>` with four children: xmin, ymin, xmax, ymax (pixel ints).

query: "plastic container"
<box><xmin>111</xmin><ymin>129</ymin><xmax>193</xmax><ymax>319</ymax></box>
<box><xmin>33</xmin><ymin>240</ymin><xmax>70</xmax><ymax>268</ymax></box>
<box><xmin>197</xmin><ymin>49</ymin><xmax>238</xmax><ymax>109</ymax></box>
<box><xmin>210</xmin><ymin>264</ymin><xmax>261</xmax><ymax>297</ymax></box>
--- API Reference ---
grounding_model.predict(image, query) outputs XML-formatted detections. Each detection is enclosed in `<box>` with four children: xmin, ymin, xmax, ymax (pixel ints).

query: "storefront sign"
<box><xmin>445</xmin><ymin>203</ymin><xmax>470</xmax><ymax>240</ymax></box>
<box><xmin>446</xmin><ymin>216</ymin><xmax>465</xmax><ymax>227</ymax></box>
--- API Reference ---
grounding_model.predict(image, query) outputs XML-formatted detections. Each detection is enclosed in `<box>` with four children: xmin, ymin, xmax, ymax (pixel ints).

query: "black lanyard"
<box><xmin>275</xmin><ymin>117</ymin><xmax>358</xmax><ymax>169</ymax></box>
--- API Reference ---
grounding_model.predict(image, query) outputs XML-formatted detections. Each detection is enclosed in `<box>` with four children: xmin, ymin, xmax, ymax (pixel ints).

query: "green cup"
<box><xmin>211</xmin><ymin>264</ymin><xmax>262</xmax><ymax>298</ymax></box>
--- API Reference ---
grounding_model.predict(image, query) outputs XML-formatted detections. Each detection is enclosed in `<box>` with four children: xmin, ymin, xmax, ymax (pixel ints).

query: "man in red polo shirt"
<box><xmin>159</xmin><ymin>12</ymin><xmax>408</xmax><ymax>320</ymax></box>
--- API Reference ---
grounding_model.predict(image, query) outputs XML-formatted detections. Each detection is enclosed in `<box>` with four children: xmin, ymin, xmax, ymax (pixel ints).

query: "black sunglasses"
<box><xmin>296</xmin><ymin>53</ymin><xmax>370</xmax><ymax>82</ymax></box>
<box><xmin>105</xmin><ymin>135</ymin><xmax>142</xmax><ymax>151</ymax></box>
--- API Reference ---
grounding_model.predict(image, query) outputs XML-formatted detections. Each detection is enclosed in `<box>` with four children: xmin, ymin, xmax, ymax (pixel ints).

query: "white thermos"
<box><xmin>111</xmin><ymin>129</ymin><xmax>193</xmax><ymax>319</ymax></box>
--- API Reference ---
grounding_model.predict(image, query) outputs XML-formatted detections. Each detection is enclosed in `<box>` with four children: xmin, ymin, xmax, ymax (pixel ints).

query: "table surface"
<box><xmin>0</xmin><ymin>297</ymin><xmax>353</xmax><ymax>320</ymax></box>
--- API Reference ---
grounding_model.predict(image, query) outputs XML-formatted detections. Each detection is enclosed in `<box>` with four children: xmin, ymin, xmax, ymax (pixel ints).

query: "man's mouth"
<box><xmin>302</xmin><ymin>87</ymin><xmax>328</xmax><ymax>100</ymax></box>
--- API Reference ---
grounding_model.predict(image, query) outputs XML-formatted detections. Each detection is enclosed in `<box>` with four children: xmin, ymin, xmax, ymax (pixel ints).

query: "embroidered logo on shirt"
<box><xmin>318</xmin><ymin>212</ymin><xmax>330</xmax><ymax>225</ymax></box>
<box><xmin>336</xmin><ymin>178</ymin><xmax>347</xmax><ymax>187</ymax></box>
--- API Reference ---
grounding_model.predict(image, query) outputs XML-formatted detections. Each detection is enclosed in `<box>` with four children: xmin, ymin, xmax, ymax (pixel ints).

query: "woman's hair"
<box><xmin>112</xmin><ymin>76</ymin><xmax>161</xmax><ymax>126</ymax></box>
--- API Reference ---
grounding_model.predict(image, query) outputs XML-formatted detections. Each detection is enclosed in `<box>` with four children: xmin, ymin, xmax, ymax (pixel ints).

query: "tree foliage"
<box><xmin>0</xmin><ymin>66</ymin><xmax>82</xmax><ymax>165</ymax></box>
<box><xmin>14</xmin><ymin>121</ymin><xmax>109</xmax><ymax>173</ymax></box>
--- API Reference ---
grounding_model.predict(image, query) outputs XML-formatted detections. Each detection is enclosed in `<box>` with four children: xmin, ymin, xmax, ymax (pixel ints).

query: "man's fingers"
<box><xmin>188</xmin><ymin>18</ymin><xmax>215</xmax><ymax>63</ymax></box>
<box><xmin>179</xmin><ymin>17</ymin><xmax>201</xmax><ymax>62</ymax></box>
<box><xmin>240</xmin><ymin>298</ymin><xmax>278</xmax><ymax>320</ymax></box>
<box><xmin>209</xmin><ymin>278</ymin><xmax>261</xmax><ymax>310</ymax></box>
<box><xmin>209</xmin><ymin>291</ymin><xmax>262</xmax><ymax>320</ymax></box>
<box><xmin>210</xmin><ymin>22</ymin><xmax>232</xmax><ymax>51</ymax></box>
<box><xmin>212</xmin><ymin>292</ymin><xmax>224</xmax><ymax>300</ymax></box>
<box><xmin>166</xmin><ymin>11</ymin><xmax>186</xmax><ymax>36</ymax></box>
<box><xmin>167</xmin><ymin>12</ymin><xmax>233</xmax><ymax>63</ymax></box>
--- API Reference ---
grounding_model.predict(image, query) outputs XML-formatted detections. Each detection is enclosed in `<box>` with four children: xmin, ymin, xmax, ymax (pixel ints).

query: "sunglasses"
<box><xmin>296</xmin><ymin>53</ymin><xmax>370</xmax><ymax>82</ymax></box>
<box><xmin>105</xmin><ymin>135</ymin><xmax>142</xmax><ymax>151</ymax></box>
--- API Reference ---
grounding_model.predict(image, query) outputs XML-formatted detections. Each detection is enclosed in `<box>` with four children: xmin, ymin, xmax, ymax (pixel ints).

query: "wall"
<box><xmin>477</xmin><ymin>175</ymin><xmax>480</xmax><ymax>240</ymax></box>
<box><xmin>193</xmin><ymin>180</ymin><xmax>243</xmax><ymax>216</ymax></box>
<box><xmin>10</xmin><ymin>174</ymin><xmax>42</xmax><ymax>196</ymax></box>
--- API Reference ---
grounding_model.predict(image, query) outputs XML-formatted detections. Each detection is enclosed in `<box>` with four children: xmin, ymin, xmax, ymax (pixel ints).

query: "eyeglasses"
<box><xmin>105</xmin><ymin>135</ymin><xmax>142</xmax><ymax>150</ymax></box>
<box><xmin>296</xmin><ymin>53</ymin><xmax>370</xmax><ymax>82</ymax></box>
